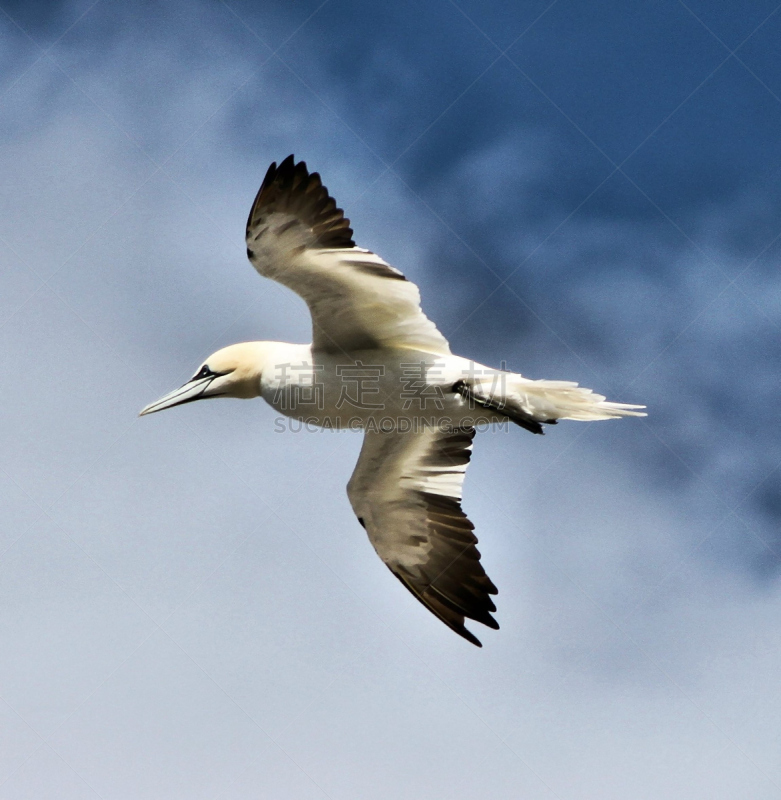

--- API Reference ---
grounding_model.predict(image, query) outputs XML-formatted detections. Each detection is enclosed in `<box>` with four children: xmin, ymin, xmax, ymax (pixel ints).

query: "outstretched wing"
<box><xmin>245</xmin><ymin>155</ymin><xmax>451</xmax><ymax>356</ymax></box>
<box><xmin>346</xmin><ymin>426</ymin><xmax>498</xmax><ymax>646</ymax></box>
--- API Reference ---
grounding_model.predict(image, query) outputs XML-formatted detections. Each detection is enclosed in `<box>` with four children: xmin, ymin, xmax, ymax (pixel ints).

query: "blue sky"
<box><xmin>2</xmin><ymin>1</ymin><xmax>781</xmax><ymax>797</ymax></box>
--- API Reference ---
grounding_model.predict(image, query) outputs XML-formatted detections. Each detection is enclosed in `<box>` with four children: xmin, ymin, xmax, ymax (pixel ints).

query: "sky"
<box><xmin>2</xmin><ymin>0</ymin><xmax>781</xmax><ymax>797</ymax></box>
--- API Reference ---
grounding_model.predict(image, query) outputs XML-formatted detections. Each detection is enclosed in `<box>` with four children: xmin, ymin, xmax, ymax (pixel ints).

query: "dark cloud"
<box><xmin>0</xmin><ymin>0</ymin><xmax>88</xmax><ymax>42</ymax></box>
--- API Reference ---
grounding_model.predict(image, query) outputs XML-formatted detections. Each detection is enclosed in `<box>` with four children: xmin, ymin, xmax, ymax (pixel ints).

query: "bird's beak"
<box><xmin>139</xmin><ymin>376</ymin><xmax>215</xmax><ymax>416</ymax></box>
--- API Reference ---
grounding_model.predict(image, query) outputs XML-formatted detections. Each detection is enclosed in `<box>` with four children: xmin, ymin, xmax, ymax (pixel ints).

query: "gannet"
<box><xmin>141</xmin><ymin>155</ymin><xmax>645</xmax><ymax>646</ymax></box>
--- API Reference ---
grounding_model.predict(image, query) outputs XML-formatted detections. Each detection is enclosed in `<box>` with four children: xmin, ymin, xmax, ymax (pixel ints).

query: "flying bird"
<box><xmin>141</xmin><ymin>155</ymin><xmax>645</xmax><ymax>646</ymax></box>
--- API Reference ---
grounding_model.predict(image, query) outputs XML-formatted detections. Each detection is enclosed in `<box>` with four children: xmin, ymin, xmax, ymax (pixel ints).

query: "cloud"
<box><xmin>2</xmin><ymin>1</ymin><xmax>781</xmax><ymax>796</ymax></box>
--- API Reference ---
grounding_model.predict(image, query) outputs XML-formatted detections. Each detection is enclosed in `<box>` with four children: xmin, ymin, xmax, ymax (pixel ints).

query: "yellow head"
<box><xmin>139</xmin><ymin>342</ymin><xmax>270</xmax><ymax>416</ymax></box>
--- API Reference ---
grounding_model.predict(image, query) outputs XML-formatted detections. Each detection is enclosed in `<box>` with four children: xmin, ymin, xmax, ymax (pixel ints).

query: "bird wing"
<box><xmin>245</xmin><ymin>156</ymin><xmax>451</xmax><ymax>356</ymax></box>
<box><xmin>346</xmin><ymin>425</ymin><xmax>498</xmax><ymax>646</ymax></box>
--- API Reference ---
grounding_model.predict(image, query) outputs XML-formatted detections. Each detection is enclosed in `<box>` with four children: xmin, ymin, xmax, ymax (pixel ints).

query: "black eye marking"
<box><xmin>194</xmin><ymin>365</ymin><xmax>213</xmax><ymax>380</ymax></box>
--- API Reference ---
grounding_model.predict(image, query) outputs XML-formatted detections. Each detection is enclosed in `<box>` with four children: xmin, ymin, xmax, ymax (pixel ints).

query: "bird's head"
<box><xmin>139</xmin><ymin>342</ymin><xmax>267</xmax><ymax>416</ymax></box>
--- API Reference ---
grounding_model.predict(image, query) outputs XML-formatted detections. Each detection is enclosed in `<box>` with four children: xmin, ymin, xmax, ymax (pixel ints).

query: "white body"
<box><xmin>248</xmin><ymin>341</ymin><xmax>639</xmax><ymax>432</ymax></box>
<box><xmin>259</xmin><ymin>344</ymin><xmax>504</xmax><ymax>429</ymax></box>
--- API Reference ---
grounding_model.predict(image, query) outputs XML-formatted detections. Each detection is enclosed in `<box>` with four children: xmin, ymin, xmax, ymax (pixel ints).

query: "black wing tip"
<box><xmin>483</xmin><ymin>615</ymin><xmax>500</xmax><ymax>631</ymax></box>
<box><xmin>461</xmin><ymin>628</ymin><xmax>483</xmax><ymax>647</ymax></box>
<box><xmin>429</xmin><ymin>583</ymin><xmax>499</xmax><ymax>631</ymax></box>
<box><xmin>247</xmin><ymin>155</ymin><xmax>355</xmax><ymax>249</ymax></box>
<box><xmin>389</xmin><ymin>565</ymin><xmax>496</xmax><ymax>648</ymax></box>
<box><xmin>453</xmin><ymin>606</ymin><xmax>500</xmax><ymax>645</ymax></box>
<box><xmin>442</xmin><ymin>610</ymin><xmax>491</xmax><ymax>647</ymax></box>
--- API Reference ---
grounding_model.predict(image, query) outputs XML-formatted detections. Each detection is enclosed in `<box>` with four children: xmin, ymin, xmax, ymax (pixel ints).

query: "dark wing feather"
<box><xmin>347</xmin><ymin>427</ymin><xmax>498</xmax><ymax>647</ymax></box>
<box><xmin>246</xmin><ymin>154</ymin><xmax>355</xmax><ymax>249</ymax></box>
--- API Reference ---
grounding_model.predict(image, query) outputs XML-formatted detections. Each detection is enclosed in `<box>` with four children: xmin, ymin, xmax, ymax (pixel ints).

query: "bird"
<box><xmin>140</xmin><ymin>155</ymin><xmax>645</xmax><ymax>646</ymax></box>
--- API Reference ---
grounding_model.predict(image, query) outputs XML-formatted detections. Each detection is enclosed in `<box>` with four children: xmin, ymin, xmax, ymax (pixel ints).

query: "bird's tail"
<box><xmin>466</xmin><ymin>373</ymin><xmax>646</xmax><ymax>431</ymax></box>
